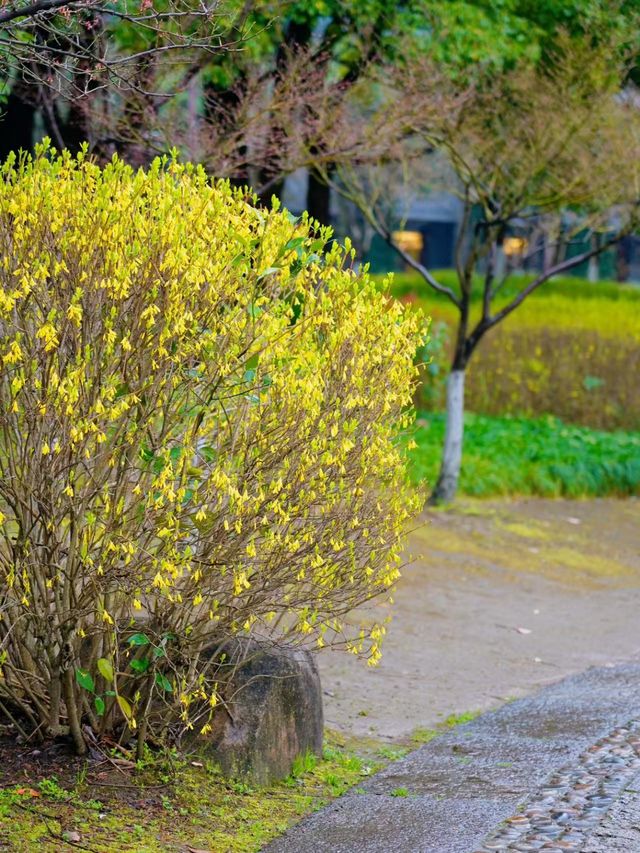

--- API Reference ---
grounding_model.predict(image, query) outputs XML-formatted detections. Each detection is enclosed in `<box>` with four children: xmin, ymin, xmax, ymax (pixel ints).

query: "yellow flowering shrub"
<box><xmin>0</xmin><ymin>145</ymin><xmax>425</xmax><ymax>753</ymax></box>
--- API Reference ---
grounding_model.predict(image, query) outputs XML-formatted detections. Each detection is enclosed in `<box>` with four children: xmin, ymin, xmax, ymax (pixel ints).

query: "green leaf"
<box><xmin>155</xmin><ymin>673</ymin><xmax>173</xmax><ymax>693</ymax></box>
<box><xmin>75</xmin><ymin>668</ymin><xmax>95</xmax><ymax>694</ymax></box>
<box><xmin>128</xmin><ymin>633</ymin><xmax>150</xmax><ymax>647</ymax></box>
<box><xmin>94</xmin><ymin>696</ymin><xmax>106</xmax><ymax>716</ymax></box>
<box><xmin>283</xmin><ymin>236</ymin><xmax>306</xmax><ymax>254</ymax></box>
<box><xmin>199</xmin><ymin>446</ymin><xmax>216</xmax><ymax>463</ymax></box>
<box><xmin>97</xmin><ymin>658</ymin><xmax>114</xmax><ymax>683</ymax></box>
<box><xmin>256</xmin><ymin>266</ymin><xmax>280</xmax><ymax>281</ymax></box>
<box><xmin>139</xmin><ymin>446</ymin><xmax>154</xmax><ymax>463</ymax></box>
<box><xmin>130</xmin><ymin>658</ymin><xmax>150</xmax><ymax>674</ymax></box>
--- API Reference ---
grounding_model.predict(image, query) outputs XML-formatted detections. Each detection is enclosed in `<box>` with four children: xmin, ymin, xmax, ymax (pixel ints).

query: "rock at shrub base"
<box><xmin>199</xmin><ymin>640</ymin><xmax>323</xmax><ymax>786</ymax></box>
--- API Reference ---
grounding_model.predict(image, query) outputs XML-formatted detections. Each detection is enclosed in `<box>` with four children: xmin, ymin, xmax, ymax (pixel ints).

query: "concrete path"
<box><xmin>320</xmin><ymin>498</ymin><xmax>640</xmax><ymax>742</ymax></box>
<box><xmin>265</xmin><ymin>663</ymin><xmax>640</xmax><ymax>853</ymax></box>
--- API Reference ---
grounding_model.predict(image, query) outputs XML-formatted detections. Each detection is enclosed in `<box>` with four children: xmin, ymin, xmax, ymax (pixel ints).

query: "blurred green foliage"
<box><xmin>211</xmin><ymin>0</ymin><xmax>640</xmax><ymax>84</ymax></box>
<box><xmin>409</xmin><ymin>413</ymin><xmax>640</xmax><ymax>497</ymax></box>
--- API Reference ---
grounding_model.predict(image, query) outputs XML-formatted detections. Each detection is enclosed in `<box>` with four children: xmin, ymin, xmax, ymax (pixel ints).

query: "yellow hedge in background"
<box><xmin>0</xmin><ymin>145</ymin><xmax>425</xmax><ymax>754</ymax></box>
<box><xmin>409</xmin><ymin>292</ymin><xmax>640</xmax><ymax>430</ymax></box>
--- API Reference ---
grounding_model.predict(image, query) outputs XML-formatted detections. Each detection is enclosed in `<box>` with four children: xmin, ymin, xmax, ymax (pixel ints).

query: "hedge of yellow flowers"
<box><xmin>0</xmin><ymin>144</ymin><xmax>425</xmax><ymax>753</ymax></box>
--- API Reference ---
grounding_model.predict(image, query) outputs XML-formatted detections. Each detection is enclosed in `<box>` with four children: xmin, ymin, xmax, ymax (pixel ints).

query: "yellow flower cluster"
<box><xmin>0</xmin><ymin>143</ymin><xmax>426</xmax><ymax>740</ymax></box>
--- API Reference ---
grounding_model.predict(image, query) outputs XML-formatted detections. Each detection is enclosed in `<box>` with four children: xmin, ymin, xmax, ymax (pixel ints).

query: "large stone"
<box><xmin>198</xmin><ymin>639</ymin><xmax>323</xmax><ymax>786</ymax></box>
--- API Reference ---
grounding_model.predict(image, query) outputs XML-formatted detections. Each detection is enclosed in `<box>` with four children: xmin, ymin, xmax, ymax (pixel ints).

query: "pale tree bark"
<box><xmin>430</xmin><ymin>368</ymin><xmax>465</xmax><ymax>504</ymax></box>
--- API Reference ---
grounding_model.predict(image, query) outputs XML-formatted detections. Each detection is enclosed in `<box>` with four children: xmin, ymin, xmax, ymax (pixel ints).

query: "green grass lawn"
<box><xmin>410</xmin><ymin>413</ymin><xmax>640</xmax><ymax>498</ymax></box>
<box><xmin>386</xmin><ymin>270</ymin><xmax>640</xmax><ymax>312</ymax></box>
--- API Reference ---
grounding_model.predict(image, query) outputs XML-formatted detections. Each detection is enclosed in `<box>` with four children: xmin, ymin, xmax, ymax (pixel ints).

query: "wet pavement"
<box><xmin>582</xmin><ymin>778</ymin><xmax>640</xmax><ymax>852</ymax></box>
<box><xmin>264</xmin><ymin>663</ymin><xmax>640</xmax><ymax>853</ymax></box>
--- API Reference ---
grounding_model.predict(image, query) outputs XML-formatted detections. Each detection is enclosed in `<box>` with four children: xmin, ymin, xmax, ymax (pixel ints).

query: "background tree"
<box><xmin>300</xmin><ymin>40</ymin><xmax>640</xmax><ymax>502</ymax></box>
<box><xmin>0</xmin><ymin>0</ymin><xmax>252</xmax><ymax>160</ymax></box>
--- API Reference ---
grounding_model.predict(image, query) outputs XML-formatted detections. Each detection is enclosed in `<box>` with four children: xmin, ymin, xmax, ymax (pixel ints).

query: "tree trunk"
<box><xmin>307</xmin><ymin>170</ymin><xmax>332</xmax><ymax>226</ymax></box>
<box><xmin>0</xmin><ymin>91</ymin><xmax>36</xmax><ymax>161</ymax></box>
<box><xmin>588</xmin><ymin>234</ymin><xmax>599</xmax><ymax>282</ymax></box>
<box><xmin>430</xmin><ymin>369</ymin><xmax>465</xmax><ymax>504</ymax></box>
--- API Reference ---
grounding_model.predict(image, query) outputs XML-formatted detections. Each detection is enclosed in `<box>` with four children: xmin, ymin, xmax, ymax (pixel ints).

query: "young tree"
<box><xmin>304</xmin><ymin>42</ymin><xmax>640</xmax><ymax>502</ymax></box>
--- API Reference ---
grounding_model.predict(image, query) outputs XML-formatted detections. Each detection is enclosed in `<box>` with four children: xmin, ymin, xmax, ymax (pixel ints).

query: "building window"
<box><xmin>392</xmin><ymin>230</ymin><xmax>424</xmax><ymax>261</ymax></box>
<box><xmin>503</xmin><ymin>236</ymin><xmax>528</xmax><ymax>257</ymax></box>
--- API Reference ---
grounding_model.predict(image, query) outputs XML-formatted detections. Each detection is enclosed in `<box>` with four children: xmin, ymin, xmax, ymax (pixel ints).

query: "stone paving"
<box><xmin>582</xmin><ymin>777</ymin><xmax>640</xmax><ymax>852</ymax></box>
<box><xmin>264</xmin><ymin>663</ymin><xmax>640</xmax><ymax>853</ymax></box>
<box><xmin>477</xmin><ymin>721</ymin><xmax>640</xmax><ymax>851</ymax></box>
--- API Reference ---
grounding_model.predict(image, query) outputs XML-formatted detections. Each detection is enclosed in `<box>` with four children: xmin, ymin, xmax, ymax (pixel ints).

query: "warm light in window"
<box><xmin>503</xmin><ymin>236</ymin><xmax>528</xmax><ymax>256</ymax></box>
<box><xmin>392</xmin><ymin>230</ymin><xmax>423</xmax><ymax>254</ymax></box>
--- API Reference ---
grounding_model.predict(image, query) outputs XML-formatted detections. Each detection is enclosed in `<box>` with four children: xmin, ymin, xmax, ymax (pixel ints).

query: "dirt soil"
<box><xmin>319</xmin><ymin>497</ymin><xmax>640</xmax><ymax>741</ymax></box>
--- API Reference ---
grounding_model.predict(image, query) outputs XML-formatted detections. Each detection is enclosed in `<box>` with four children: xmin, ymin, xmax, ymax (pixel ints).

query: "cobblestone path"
<box><xmin>264</xmin><ymin>664</ymin><xmax>640</xmax><ymax>853</ymax></box>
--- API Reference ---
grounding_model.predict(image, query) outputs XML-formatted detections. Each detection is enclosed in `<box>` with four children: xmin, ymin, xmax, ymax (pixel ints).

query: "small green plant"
<box><xmin>377</xmin><ymin>746</ymin><xmax>409</xmax><ymax>761</ymax></box>
<box><xmin>228</xmin><ymin>780</ymin><xmax>254</xmax><ymax>795</ymax></box>
<box><xmin>287</xmin><ymin>751</ymin><xmax>319</xmax><ymax>783</ymax></box>
<box><xmin>410</xmin><ymin>727</ymin><xmax>438</xmax><ymax>745</ymax></box>
<box><xmin>443</xmin><ymin>711</ymin><xmax>481</xmax><ymax>728</ymax></box>
<box><xmin>37</xmin><ymin>777</ymin><xmax>70</xmax><ymax>802</ymax></box>
<box><xmin>390</xmin><ymin>787</ymin><xmax>410</xmax><ymax>798</ymax></box>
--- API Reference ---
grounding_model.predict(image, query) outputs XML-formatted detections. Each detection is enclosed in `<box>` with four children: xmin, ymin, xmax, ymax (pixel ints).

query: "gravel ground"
<box><xmin>319</xmin><ymin>497</ymin><xmax>640</xmax><ymax>741</ymax></box>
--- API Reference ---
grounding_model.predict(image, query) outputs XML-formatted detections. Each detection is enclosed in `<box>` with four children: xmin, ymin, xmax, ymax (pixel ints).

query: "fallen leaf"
<box><xmin>187</xmin><ymin>848</ymin><xmax>212</xmax><ymax>853</ymax></box>
<box><xmin>15</xmin><ymin>788</ymin><xmax>40</xmax><ymax>797</ymax></box>
<box><xmin>63</xmin><ymin>831</ymin><xmax>81</xmax><ymax>843</ymax></box>
<box><xmin>111</xmin><ymin>757</ymin><xmax>136</xmax><ymax>769</ymax></box>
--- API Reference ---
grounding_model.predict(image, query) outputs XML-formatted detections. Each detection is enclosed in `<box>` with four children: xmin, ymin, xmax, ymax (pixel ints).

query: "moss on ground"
<box><xmin>0</xmin><ymin>712</ymin><xmax>485</xmax><ymax>852</ymax></box>
<box><xmin>0</xmin><ymin>732</ymin><xmax>388</xmax><ymax>853</ymax></box>
<box><xmin>410</xmin><ymin>499</ymin><xmax>639</xmax><ymax>588</ymax></box>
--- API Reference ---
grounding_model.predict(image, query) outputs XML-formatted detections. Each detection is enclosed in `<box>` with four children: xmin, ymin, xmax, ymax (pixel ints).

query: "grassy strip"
<box><xmin>387</xmin><ymin>270</ymin><xmax>640</xmax><ymax>307</ymax></box>
<box><xmin>386</xmin><ymin>272</ymin><xmax>640</xmax><ymax>339</ymax></box>
<box><xmin>410</xmin><ymin>413</ymin><xmax>640</xmax><ymax>497</ymax></box>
